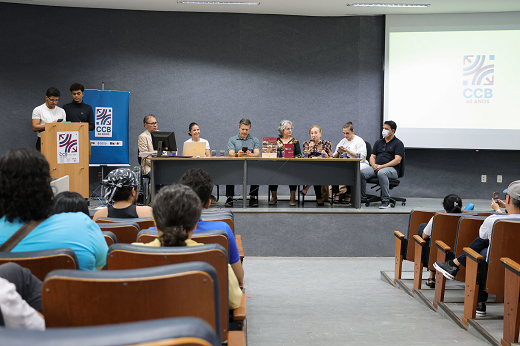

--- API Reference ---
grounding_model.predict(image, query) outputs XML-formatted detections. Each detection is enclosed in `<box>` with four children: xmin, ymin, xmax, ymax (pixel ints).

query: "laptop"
<box><xmin>182</xmin><ymin>141</ymin><xmax>206</xmax><ymax>157</ymax></box>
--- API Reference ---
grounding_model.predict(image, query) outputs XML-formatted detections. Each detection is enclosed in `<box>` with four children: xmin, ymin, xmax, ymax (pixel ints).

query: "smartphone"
<box><xmin>57</xmin><ymin>119</ymin><xmax>63</xmax><ymax>122</ymax></box>
<box><xmin>242</xmin><ymin>147</ymin><xmax>248</xmax><ymax>153</ymax></box>
<box><xmin>493</xmin><ymin>191</ymin><xmax>499</xmax><ymax>202</ymax></box>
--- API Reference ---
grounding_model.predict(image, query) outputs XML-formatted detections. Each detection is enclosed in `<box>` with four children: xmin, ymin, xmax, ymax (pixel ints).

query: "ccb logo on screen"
<box><xmin>463</xmin><ymin>55</ymin><xmax>494</xmax><ymax>102</ymax></box>
<box><xmin>95</xmin><ymin>107</ymin><xmax>113</xmax><ymax>137</ymax></box>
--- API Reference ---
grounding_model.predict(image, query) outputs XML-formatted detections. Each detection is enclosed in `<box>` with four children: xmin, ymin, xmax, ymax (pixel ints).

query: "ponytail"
<box><xmin>159</xmin><ymin>226</ymin><xmax>188</xmax><ymax>247</ymax></box>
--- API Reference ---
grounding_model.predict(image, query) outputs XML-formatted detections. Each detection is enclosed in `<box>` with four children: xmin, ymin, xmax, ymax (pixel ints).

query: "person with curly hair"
<box><xmin>0</xmin><ymin>148</ymin><xmax>107</xmax><ymax>271</ymax></box>
<box><xmin>132</xmin><ymin>184</ymin><xmax>242</xmax><ymax>309</ymax></box>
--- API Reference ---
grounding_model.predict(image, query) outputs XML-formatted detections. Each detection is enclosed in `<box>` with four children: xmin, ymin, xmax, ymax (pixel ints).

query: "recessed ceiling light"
<box><xmin>347</xmin><ymin>3</ymin><xmax>430</xmax><ymax>7</ymax></box>
<box><xmin>178</xmin><ymin>1</ymin><xmax>260</xmax><ymax>4</ymax></box>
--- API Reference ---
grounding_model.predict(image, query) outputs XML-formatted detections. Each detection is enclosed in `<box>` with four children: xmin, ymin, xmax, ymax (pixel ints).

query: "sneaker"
<box><xmin>379</xmin><ymin>201</ymin><xmax>391</xmax><ymax>209</ymax></box>
<box><xmin>476</xmin><ymin>302</ymin><xmax>486</xmax><ymax>316</ymax></box>
<box><xmin>224</xmin><ymin>197</ymin><xmax>233</xmax><ymax>208</ymax></box>
<box><xmin>249</xmin><ymin>196</ymin><xmax>259</xmax><ymax>207</ymax></box>
<box><xmin>433</xmin><ymin>260</ymin><xmax>459</xmax><ymax>280</ymax></box>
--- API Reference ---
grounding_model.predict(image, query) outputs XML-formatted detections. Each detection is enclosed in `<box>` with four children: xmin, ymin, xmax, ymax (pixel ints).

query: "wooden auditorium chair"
<box><xmin>96</xmin><ymin>221</ymin><xmax>140</xmax><ymax>244</ymax></box>
<box><xmin>432</xmin><ymin>215</ymin><xmax>486</xmax><ymax>308</ymax></box>
<box><xmin>412</xmin><ymin>213</ymin><xmax>470</xmax><ymax>292</ymax></box>
<box><xmin>200</xmin><ymin>212</ymin><xmax>235</xmax><ymax>235</ymax></box>
<box><xmin>0</xmin><ymin>248</ymin><xmax>78</xmax><ymax>281</ymax></box>
<box><xmin>96</xmin><ymin>216</ymin><xmax>155</xmax><ymax>230</ymax></box>
<box><xmin>0</xmin><ymin>317</ymin><xmax>220</xmax><ymax>346</ymax></box>
<box><xmin>102</xmin><ymin>231</ymin><xmax>118</xmax><ymax>247</ymax></box>
<box><xmin>42</xmin><ymin>262</ymin><xmax>223</xmax><ymax>341</ymax></box>
<box><xmin>106</xmin><ymin>243</ymin><xmax>246</xmax><ymax>345</ymax></box>
<box><xmin>460</xmin><ymin>220</ymin><xmax>520</xmax><ymax>326</ymax></box>
<box><xmin>393</xmin><ymin>210</ymin><xmax>436</xmax><ymax>284</ymax></box>
<box><xmin>500</xmin><ymin>257</ymin><xmax>520</xmax><ymax>346</ymax></box>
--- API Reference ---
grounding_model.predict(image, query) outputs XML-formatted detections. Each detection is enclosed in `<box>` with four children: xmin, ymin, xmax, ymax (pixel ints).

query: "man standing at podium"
<box><xmin>63</xmin><ymin>83</ymin><xmax>94</xmax><ymax>159</ymax></box>
<box><xmin>63</xmin><ymin>83</ymin><xmax>94</xmax><ymax>130</ymax></box>
<box><xmin>138</xmin><ymin>114</ymin><xmax>158</xmax><ymax>176</ymax></box>
<box><xmin>31</xmin><ymin>87</ymin><xmax>66</xmax><ymax>151</ymax></box>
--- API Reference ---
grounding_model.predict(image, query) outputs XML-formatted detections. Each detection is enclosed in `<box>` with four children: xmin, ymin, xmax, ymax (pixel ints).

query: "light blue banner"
<box><xmin>84</xmin><ymin>90</ymin><xmax>130</xmax><ymax>165</ymax></box>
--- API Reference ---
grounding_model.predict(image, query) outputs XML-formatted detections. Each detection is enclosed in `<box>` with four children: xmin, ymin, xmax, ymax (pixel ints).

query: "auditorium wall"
<box><xmin>1</xmin><ymin>3</ymin><xmax>518</xmax><ymax>199</ymax></box>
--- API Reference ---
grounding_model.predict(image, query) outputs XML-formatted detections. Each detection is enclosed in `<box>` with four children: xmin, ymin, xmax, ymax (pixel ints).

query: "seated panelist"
<box><xmin>301</xmin><ymin>125</ymin><xmax>333</xmax><ymax>206</ymax></box>
<box><xmin>138</xmin><ymin>114</ymin><xmax>158</xmax><ymax>176</ymax></box>
<box><xmin>268</xmin><ymin>120</ymin><xmax>301</xmax><ymax>206</ymax></box>
<box><xmin>225</xmin><ymin>118</ymin><xmax>261</xmax><ymax>208</ymax></box>
<box><xmin>185</xmin><ymin>122</ymin><xmax>211</xmax><ymax>157</ymax></box>
<box><xmin>93</xmin><ymin>168</ymin><xmax>153</xmax><ymax>220</ymax></box>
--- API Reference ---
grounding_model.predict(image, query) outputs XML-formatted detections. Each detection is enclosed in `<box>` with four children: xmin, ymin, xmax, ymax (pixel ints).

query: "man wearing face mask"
<box><xmin>361</xmin><ymin>120</ymin><xmax>405</xmax><ymax>209</ymax></box>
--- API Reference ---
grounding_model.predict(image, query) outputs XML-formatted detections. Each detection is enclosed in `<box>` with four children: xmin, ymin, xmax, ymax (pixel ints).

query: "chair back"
<box><xmin>192</xmin><ymin>230</ymin><xmax>229</xmax><ymax>255</ymax></box>
<box><xmin>200</xmin><ymin>215</ymin><xmax>234</xmax><ymax>234</ymax></box>
<box><xmin>201</xmin><ymin>210</ymin><xmax>234</xmax><ymax>222</ymax></box>
<box><xmin>427</xmin><ymin>213</ymin><xmax>466</xmax><ymax>270</ymax></box>
<box><xmin>96</xmin><ymin>217</ymin><xmax>155</xmax><ymax>230</ymax></box>
<box><xmin>485</xmin><ymin>220</ymin><xmax>520</xmax><ymax>295</ymax></box>
<box><xmin>102</xmin><ymin>231</ymin><xmax>118</xmax><ymax>247</ymax></box>
<box><xmin>0</xmin><ymin>248</ymin><xmax>78</xmax><ymax>281</ymax></box>
<box><xmin>405</xmin><ymin>210</ymin><xmax>436</xmax><ymax>260</ymax></box>
<box><xmin>96</xmin><ymin>222</ymin><xmax>140</xmax><ymax>244</ymax></box>
<box><xmin>136</xmin><ymin>229</ymin><xmax>158</xmax><ymax>243</ymax></box>
<box><xmin>42</xmin><ymin>262</ymin><xmax>221</xmax><ymax>341</ymax></box>
<box><xmin>397</xmin><ymin>152</ymin><xmax>405</xmax><ymax>178</ymax></box>
<box><xmin>106</xmin><ymin>243</ymin><xmax>229</xmax><ymax>342</ymax></box>
<box><xmin>0</xmin><ymin>317</ymin><xmax>219</xmax><ymax>346</ymax></box>
<box><xmin>452</xmin><ymin>215</ymin><xmax>486</xmax><ymax>281</ymax></box>
<box><xmin>365</xmin><ymin>140</ymin><xmax>372</xmax><ymax>159</ymax></box>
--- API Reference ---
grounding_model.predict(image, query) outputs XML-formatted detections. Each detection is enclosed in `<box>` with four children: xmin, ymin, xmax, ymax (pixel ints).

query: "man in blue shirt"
<box><xmin>179</xmin><ymin>168</ymin><xmax>244</xmax><ymax>285</ymax></box>
<box><xmin>226</xmin><ymin>118</ymin><xmax>261</xmax><ymax>207</ymax></box>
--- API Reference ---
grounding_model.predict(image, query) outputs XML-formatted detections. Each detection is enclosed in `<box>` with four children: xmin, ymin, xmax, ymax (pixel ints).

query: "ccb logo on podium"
<box><xmin>95</xmin><ymin>107</ymin><xmax>113</xmax><ymax>137</ymax></box>
<box><xmin>57</xmin><ymin>131</ymin><xmax>79</xmax><ymax>164</ymax></box>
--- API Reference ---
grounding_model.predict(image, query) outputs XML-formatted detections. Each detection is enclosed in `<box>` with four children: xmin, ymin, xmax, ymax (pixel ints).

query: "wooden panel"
<box><xmin>394</xmin><ymin>231</ymin><xmax>405</xmax><ymax>283</ymax></box>
<box><xmin>433</xmin><ymin>240</ymin><xmax>450</xmax><ymax>309</ymax></box>
<box><xmin>0</xmin><ymin>255</ymin><xmax>77</xmax><ymax>281</ymax></box>
<box><xmin>427</xmin><ymin>214</ymin><xmax>463</xmax><ymax>270</ymax></box>
<box><xmin>99</xmin><ymin>225</ymin><xmax>140</xmax><ymax>244</ymax></box>
<box><xmin>406</xmin><ymin>210</ymin><xmax>436</xmax><ymax>262</ymax></box>
<box><xmin>452</xmin><ymin>217</ymin><xmax>484</xmax><ymax>282</ymax></box>
<box><xmin>192</xmin><ymin>234</ymin><xmax>229</xmax><ymax>255</ymax></box>
<box><xmin>43</xmin><ymin>271</ymin><xmax>217</xmax><ymax>331</ymax></box>
<box><xmin>413</xmin><ymin>235</ymin><xmax>425</xmax><ymax>292</ymax></box>
<box><xmin>501</xmin><ymin>257</ymin><xmax>520</xmax><ymax>346</ymax></box>
<box><xmin>41</xmin><ymin>122</ymin><xmax>89</xmax><ymax>197</ymax></box>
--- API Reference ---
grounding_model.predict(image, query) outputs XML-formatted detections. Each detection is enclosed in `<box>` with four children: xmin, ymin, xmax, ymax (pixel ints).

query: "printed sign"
<box><xmin>91</xmin><ymin>141</ymin><xmax>123</xmax><ymax>146</ymax></box>
<box><xmin>95</xmin><ymin>107</ymin><xmax>113</xmax><ymax>137</ymax></box>
<box><xmin>57</xmin><ymin>131</ymin><xmax>79</xmax><ymax>164</ymax></box>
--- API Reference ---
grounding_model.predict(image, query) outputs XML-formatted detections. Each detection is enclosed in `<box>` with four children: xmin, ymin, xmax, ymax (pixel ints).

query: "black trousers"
<box><xmin>35</xmin><ymin>137</ymin><xmax>41</xmax><ymax>151</ymax></box>
<box><xmin>456</xmin><ymin>236</ymin><xmax>490</xmax><ymax>303</ymax></box>
<box><xmin>226</xmin><ymin>185</ymin><xmax>258</xmax><ymax>197</ymax></box>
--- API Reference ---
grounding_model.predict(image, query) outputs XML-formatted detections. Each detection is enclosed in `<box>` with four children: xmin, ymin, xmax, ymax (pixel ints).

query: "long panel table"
<box><xmin>150</xmin><ymin>157</ymin><xmax>361</xmax><ymax>208</ymax></box>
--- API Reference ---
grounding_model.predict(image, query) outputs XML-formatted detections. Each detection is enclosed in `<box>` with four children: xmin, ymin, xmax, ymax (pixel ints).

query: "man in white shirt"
<box><xmin>31</xmin><ymin>87</ymin><xmax>66</xmax><ymax>151</ymax></box>
<box><xmin>138</xmin><ymin>114</ymin><xmax>158</xmax><ymax>176</ymax></box>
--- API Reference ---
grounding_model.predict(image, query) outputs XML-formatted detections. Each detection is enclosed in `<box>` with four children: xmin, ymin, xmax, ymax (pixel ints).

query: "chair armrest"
<box><xmin>232</xmin><ymin>293</ymin><xmax>246</xmax><ymax>321</ymax></box>
<box><xmin>394</xmin><ymin>231</ymin><xmax>405</xmax><ymax>239</ymax></box>
<box><xmin>463</xmin><ymin>247</ymin><xmax>483</xmax><ymax>262</ymax></box>
<box><xmin>413</xmin><ymin>234</ymin><xmax>426</xmax><ymax>246</ymax></box>
<box><xmin>501</xmin><ymin>257</ymin><xmax>520</xmax><ymax>276</ymax></box>
<box><xmin>228</xmin><ymin>330</ymin><xmax>245</xmax><ymax>346</ymax></box>
<box><xmin>235</xmin><ymin>235</ymin><xmax>244</xmax><ymax>259</ymax></box>
<box><xmin>435</xmin><ymin>240</ymin><xmax>451</xmax><ymax>253</ymax></box>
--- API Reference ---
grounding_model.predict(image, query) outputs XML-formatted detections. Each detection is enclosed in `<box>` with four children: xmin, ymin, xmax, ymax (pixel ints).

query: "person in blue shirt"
<box><xmin>0</xmin><ymin>148</ymin><xmax>108</xmax><ymax>271</ymax></box>
<box><xmin>179</xmin><ymin>168</ymin><xmax>244</xmax><ymax>285</ymax></box>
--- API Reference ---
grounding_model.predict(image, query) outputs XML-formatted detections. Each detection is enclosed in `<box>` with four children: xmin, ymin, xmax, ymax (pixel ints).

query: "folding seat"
<box><xmin>96</xmin><ymin>221</ymin><xmax>140</xmax><ymax>244</ymax></box>
<box><xmin>102</xmin><ymin>231</ymin><xmax>118</xmax><ymax>247</ymax></box>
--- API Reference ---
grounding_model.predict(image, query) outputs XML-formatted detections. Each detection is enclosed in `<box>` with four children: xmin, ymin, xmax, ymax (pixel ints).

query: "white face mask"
<box><xmin>382</xmin><ymin>129</ymin><xmax>390</xmax><ymax>138</ymax></box>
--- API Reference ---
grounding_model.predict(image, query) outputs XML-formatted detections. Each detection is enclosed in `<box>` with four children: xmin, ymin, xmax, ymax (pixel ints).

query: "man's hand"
<box><xmin>337</xmin><ymin>146</ymin><xmax>347</xmax><ymax>153</ymax></box>
<box><xmin>492</xmin><ymin>198</ymin><xmax>505</xmax><ymax>212</ymax></box>
<box><xmin>245</xmin><ymin>150</ymin><xmax>253</xmax><ymax>157</ymax></box>
<box><xmin>373</xmin><ymin>164</ymin><xmax>383</xmax><ymax>172</ymax></box>
<box><xmin>237</xmin><ymin>150</ymin><xmax>245</xmax><ymax>157</ymax></box>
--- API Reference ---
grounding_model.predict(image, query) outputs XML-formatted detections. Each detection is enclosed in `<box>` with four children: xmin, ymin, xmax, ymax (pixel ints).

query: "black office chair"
<box><xmin>365</xmin><ymin>149</ymin><xmax>406</xmax><ymax>208</ymax></box>
<box><xmin>137</xmin><ymin>153</ymin><xmax>151</xmax><ymax>205</ymax></box>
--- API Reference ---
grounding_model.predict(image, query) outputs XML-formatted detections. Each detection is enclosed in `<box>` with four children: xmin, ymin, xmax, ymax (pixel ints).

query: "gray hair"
<box><xmin>239</xmin><ymin>118</ymin><xmax>251</xmax><ymax>127</ymax></box>
<box><xmin>278</xmin><ymin>120</ymin><xmax>293</xmax><ymax>138</ymax></box>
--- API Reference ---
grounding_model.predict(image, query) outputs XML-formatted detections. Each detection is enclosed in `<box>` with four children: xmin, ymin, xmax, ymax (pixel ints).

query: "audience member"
<box><xmin>361</xmin><ymin>120</ymin><xmax>405</xmax><ymax>209</ymax></box>
<box><xmin>93</xmin><ymin>168</ymin><xmax>153</xmax><ymax>220</ymax></box>
<box><xmin>301</xmin><ymin>125</ymin><xmax>333</xmax><ymax>206</ymax></box>
<box><xmin>138</xmin><ymin>114</ymin><xmax>158</xmax><ymax>175</ymax></box>
<box><xmin>0</xmin><ymin>148</ymin><xmax>107</xmax><ymax>271</ymax></box>
<box><xmin>31</xmin><ymin>87</ymin><xmax>66</xmax><ymax>151</ymax></box>
<box><xmin>0</xmin><ymin>263</ymin><xmax>44</xmax><ymax>330</ymax></box>
<box><xmin>179</xmin><ymin>168</ymin><xmax>244</xmax><ymax>285</ymax></box>
<box><xmin>419</xmin><ymin>194</ymin><xmax>462</xmax><ymax>288</ymax></box>
<box><xmin>185</xmin><ymin>122</ymin><xmax>211</xmax><ymax>157</ymax></box>
<box><xmin>133</xmin><ymin>184</ymin><xmax>242</xmax><ymax>309</ymax></box>
<box><xmin>226</xmin><ymin>118</ymin><xmax>261</xmax><ymax>207</ymax></box>
<box><xmin>268</xmin><ymin>120</ymin><xmax>301</xmax><ymax>206</ymax></box>
<box><xmin>52</xmin><ymin>191</ymin><xmax>89</xmax><ymax>216</ymax></box>
<box><xmin>331</xmin><ymin>122</ymin><xmax>369</xmax><ymax>204</ymax></box>
<box><xmin>434</xmin><ymin>180</ymin><xmax>520</xmax><ymax>316</ymax></box>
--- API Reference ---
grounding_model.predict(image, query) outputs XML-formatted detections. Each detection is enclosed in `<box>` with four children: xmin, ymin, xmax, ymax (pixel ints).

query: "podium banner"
<box><xmin>84</xmin><ymin>90</ymin><xmax>130</xmax><ymax>165</ymax></box>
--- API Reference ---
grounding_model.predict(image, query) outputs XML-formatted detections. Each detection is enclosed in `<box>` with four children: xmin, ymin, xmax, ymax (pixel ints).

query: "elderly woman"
<box><xmin>301</xmin><ymin>125</ymin><xmax>333</xmax><ymax>206</ymax></box>
<box><xmin>331</xmin><ymin>122</ymin><xmax>369</xmax><ymax>203</ymax></box>
<box><xmin>268</xmin><ymin>120</ymin><xmax>302</xmax><ymax>206</ymax></box>
<box><xmin>185</xmin><ymin>122</ymin><xmax>211</xmax><ymax>157</ymax></box>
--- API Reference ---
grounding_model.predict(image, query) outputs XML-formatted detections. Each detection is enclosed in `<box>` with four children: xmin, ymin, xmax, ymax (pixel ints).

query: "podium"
<box><xmin>41</xmin><ymin>122</ymin><xmax>89</xmax><ymax>198</ymax></box>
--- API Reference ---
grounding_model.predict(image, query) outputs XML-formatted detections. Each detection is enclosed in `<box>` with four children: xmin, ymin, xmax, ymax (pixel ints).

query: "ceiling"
<box><xmin>2</xmin><ymin>0</ymin><xmax>520</xmax><ymax>16</ymax></box>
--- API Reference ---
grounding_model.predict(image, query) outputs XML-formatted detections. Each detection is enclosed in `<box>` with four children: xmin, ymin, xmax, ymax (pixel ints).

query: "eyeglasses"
<box><xmin>146</xmin><ymin>122</ymin><xmax>158</xmax><ymax>125</ymax></box>
<box><xmin>47</xmin><ymin>98</ymin><xmax>59</xmax><ymax>103</ymax></box>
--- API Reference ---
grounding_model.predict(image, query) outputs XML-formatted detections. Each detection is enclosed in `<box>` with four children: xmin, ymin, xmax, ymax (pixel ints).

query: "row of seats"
<box><xmin>392</xmin><ymin>209</ymin><xmax>520</xmax><ymax>345</ymax></box>
<box><xmin>0</xmin><ymin>211</ymin><xmax>245</xmax><ymax>346</ymax></box>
